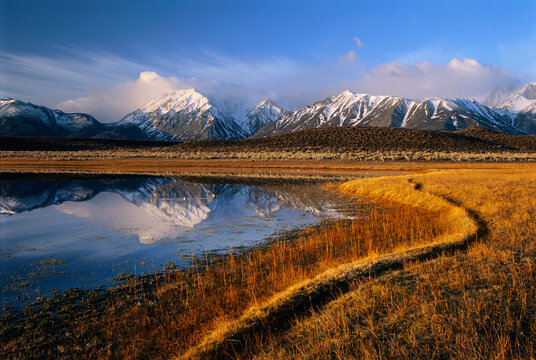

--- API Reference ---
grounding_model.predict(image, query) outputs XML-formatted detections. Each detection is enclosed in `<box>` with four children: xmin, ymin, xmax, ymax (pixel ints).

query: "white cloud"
<box><xmin>346</xmin><ymin>58</ymin><xmax>518</xmax><ymax>100</ymax></box>
<box><xmin>56</xmin><ymin>71</ymin><xmax>188</xmax><ymax>122</ymax></box>
<box><xmin>56</xmin><ymin>71</ymin><xmax>278</xmax><ymax>122</ymax></box>
<box><xmin>56</xmin><ymin>58</ymin><xmax>519</xmax><ymax>121</ymax></box>
<box><xmin>339</xmin><ymin>51</ymin><xmax>357</xmax><ymax>63</ymax></box>
<box><xmin>2</xmin><ymin>45</ymin><xmax>523</xmax><ymax>121</ymax></box>
<box><xmin>353</xmin><ymin>37</ymin><xmax>365</xmax><ymax>47</ymax></box>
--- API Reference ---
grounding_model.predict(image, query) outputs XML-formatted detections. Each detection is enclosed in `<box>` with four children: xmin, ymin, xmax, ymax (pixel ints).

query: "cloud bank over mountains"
<box><xmin>348</xmin><ymin>58</ymin><xmax>518</xmax><ymax>101</ymax></box>
<box><xmin>57</xmin><ymin>71</ymin><xmax>279</xmax><ymax>123</ymax></box>
<box><xmin>57</xmin><ymin>57</ymin><xmax>520</xmax><ymax>122</ymax></box>
<box><xmin>1</xmin><ymin>47</ymin><xmax>523</xmax><ymax>122</ymax></box>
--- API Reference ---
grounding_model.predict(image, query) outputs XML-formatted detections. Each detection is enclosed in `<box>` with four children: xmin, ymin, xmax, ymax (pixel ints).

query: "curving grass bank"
<box><xmin>183</xmin><ymin>173</ymin><xmax>479</xmax><ymax>359</ymax></box>
<box><xmin>249</xmin><ymin>166</ymin><xmax>536</xmax><ymax>359</ymax></box>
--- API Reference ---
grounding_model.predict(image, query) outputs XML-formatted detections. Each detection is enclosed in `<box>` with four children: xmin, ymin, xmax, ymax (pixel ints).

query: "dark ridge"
<box><xmin>0</xmin><ymin>136</ymin><xmax>176</xmax><ymax>151</ymax></box>
<box><xmin>453</xmin><ymin>127</ymin><xmax>536</xmax><ymax>151</ymax></box>
<box><xmin>176</xmin><ymin>126</ymin><xmax>536</xmax><ymax>153</ymax></box>
<box><xmin>2</xmin><ymin>126</ymin><xmax>536</xmax><ymax>153</ymax></box>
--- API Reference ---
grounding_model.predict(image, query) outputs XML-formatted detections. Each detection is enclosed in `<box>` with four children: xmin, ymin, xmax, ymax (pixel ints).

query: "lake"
<box><xmin>0</xmin><ymin>175</ymin><xmax>359</xmax><ymax>308</ymax></box>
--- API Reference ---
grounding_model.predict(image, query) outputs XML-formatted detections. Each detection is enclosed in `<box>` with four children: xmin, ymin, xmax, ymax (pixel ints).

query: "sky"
<box><xmin>1</xmin><ymin>0</ymin><xmax>535</xmax><ymax>122</ymax></box>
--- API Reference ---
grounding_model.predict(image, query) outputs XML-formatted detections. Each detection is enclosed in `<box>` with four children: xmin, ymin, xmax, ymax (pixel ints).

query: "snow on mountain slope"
<box><xmin>400</xmin><ymin>97</ymin><xmax>516</xmax><ymax>132</ymax></box>
<box><xmin>117</xmin><ymin>89</ymin><xmax>240</xmax><ymax>141</ymax></box>
<box><xmin>485</xmin><ymin>82</ymin><xmax>536</xmax><ymax>112</ymax></box>
<box><xmin>484</xmin><ymin>82</ymin><xmax>536</xmax><ymax>133</ymax></box>
<box><xmin>0</xmin><ymin>97</ymin><xmax>102</xmax><ymax>137</ymax></box>
<box><xmin>209</xmin><ymin>96</ymin><xmax>286</xmax><ymax>136</ymax></box>
<box><xmin>255</xmin><ymin>91</ymin><xmax>407</xmax><ymax>137</ymax></box>
<box><xmin>253</xmin><ymin>90</ymin><xmax>524</xmax><ymax>137</ymax></box>
<box><xmin>5</xmin><ymin>82</ymin><xmax>536</xmax><ymax>140</ymax></box>
<box><xmin>117</xmin><ymin>89</ymin><xmax>284</xmax><ymax>140</ymax></box>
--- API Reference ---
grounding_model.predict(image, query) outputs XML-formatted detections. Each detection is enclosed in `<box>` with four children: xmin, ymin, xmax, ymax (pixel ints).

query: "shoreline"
<box><xmin>1</xmin><ymin>157</ymin><xmax>535</xmax><ymax>176</ymax></box>
<box><xmin>0</xmin><ymin>180</ymin><xmax>369</xmax><ymax>358</ymax></box>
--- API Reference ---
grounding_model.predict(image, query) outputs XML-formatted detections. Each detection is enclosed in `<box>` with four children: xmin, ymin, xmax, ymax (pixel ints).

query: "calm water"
<box><xmin>0</xmin><ymin>176</ymin><xmax>357</xmax><ymax>307</ymax></box>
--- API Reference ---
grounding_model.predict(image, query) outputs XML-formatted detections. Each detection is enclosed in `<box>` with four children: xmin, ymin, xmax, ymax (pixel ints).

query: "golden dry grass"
<box><xmin>184</xmin><ymin>171</ymin><xmax>478</xmax><ymax>359</ymax></box>
<box><xmin>246</xmin><ymin>166</ymin><xmax>536</xmax><ymax>360</ymax></box>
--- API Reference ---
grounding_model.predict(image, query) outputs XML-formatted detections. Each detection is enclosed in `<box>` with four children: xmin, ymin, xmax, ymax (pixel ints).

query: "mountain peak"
<box><xmin>330</xmin><ymin>90</ymin><xmax>360</xmax><ymax>101</ymax></box>
<box><xmin>256</xmin><ymin>98</ymin><xmax>276</xmax><ymax>108</ymax></box>
<box><xmin>338</xmin><ymin>90</ymin><xmax>355</xmax><ymax>97</ymax></box>
<box><xmin>139</xmin><ymin>88</ymin><xmax>212</xmax><ymax>115</ymax></box>
<box><xmin>243</xmin><ymin>98</ymin><xmax>285</xmax><ymax>136</ymax></box>
<box><xmin>119</xmin><ymin>89</ymin><xmax>287</xmax><ymax>140</ymax></box>
<box><xmin>517</xmin><ymin>82</ymin><xmax>536</xmax><ymax>100</ymax></box>
<box><xmin>0</xmin><ymin>97</ymin><xmax>101</xmax><ymax>137</ymax></box>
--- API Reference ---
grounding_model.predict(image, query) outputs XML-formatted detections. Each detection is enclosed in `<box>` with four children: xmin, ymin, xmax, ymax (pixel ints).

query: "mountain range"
<box><xmin>0</xmin><ymin>97</ymin><xmax>103</xmax><ymax>137</ymax></box>
<box><xmin>2</xmin><ymin>82</ymin><xmax>536</xmax><ymax>140</ymax></box>
<box><xmin>116</xmin><ymin>89</ymin><xmax>285</xmax><ymax>140</ymax></box>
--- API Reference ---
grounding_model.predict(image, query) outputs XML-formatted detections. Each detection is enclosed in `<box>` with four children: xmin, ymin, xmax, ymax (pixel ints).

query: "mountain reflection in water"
<box><xmin>0</xmin><ymin>176</ymin><xmax>356</xmax><ymax>307</ymax></box>
<box><xmin>1</xmin><ymin>177</ymin><xmax>346</xmax><ymax>243</ymax></box>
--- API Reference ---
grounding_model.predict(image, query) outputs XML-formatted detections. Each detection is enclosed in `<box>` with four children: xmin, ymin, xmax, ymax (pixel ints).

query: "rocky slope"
<box><xmin>4</xmin><ymin>83</ymin><xmax>536</xmax><ymax>140</ymax></box>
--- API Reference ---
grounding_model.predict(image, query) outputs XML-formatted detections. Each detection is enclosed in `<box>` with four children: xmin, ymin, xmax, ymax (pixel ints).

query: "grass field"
<box><xmin>1</xmin><ymin>161</ymin><xmax>535</xmax><ymax>359</ymax></box>
<box><xmin>247</xmin><ymin>166</ymin><xmax>536</xmax><ymax>360</ymax></box>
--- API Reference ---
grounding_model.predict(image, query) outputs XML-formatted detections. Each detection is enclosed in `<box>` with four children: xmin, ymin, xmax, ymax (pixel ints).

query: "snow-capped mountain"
<box><xmin>4</xmin><ymin>83</ymin><xmax>536</xmax><ymax>140</ymax></box>
<box><xmin>210</xmin><ymin>95</ymin><xmax>287</xmax><ymax>136</ymax></box>
<box><xmin>0</xmin><ymin>97</ymin><xmax>102</xmax><ymax>137</ymax></box>
<box><xmin>484</xmin><ymin>82</ymin><xmax>536</xmax><ymax>134</ymax></box>
<box><xmin>254</xmin><ymin>90</ymin><xmax>524</xmax><ymax>137</ymax></box>
<box><xmin>117</xmin><ymin>89</ymin><xmax>244</xmax><ymax>141</ymax></box>
<box><xmin>117</xmin><ymin>89</ymin><xmax>284</xmax><ymax>141</ymax></box>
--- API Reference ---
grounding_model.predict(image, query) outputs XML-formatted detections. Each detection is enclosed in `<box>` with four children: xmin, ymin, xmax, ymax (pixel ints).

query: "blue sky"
<box><xmin>1</xmin><ymin>0</ymin><xmax>535</xmax><ymax>121</ymax></box>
